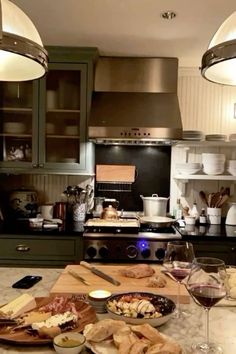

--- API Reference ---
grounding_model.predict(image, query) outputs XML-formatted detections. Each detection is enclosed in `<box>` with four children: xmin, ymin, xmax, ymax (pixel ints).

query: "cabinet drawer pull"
<box><xmin>38</xmin><ymin>163</ymin><xmax>44</xmax><ymax>168</ymax></box>
<box><xmin>231</xmin><ymin>247</ymin><xmax>235</xmax><ymax>252</ymax></box>
<box><xmin>32</xmin><ymin>164</ymin><xmax>37</xmax><ymax>168</ymax></box>
<box><xmin>16</xmin><ymin>245</ymin><xmax>30</xmax><ymax>252</ymax></box>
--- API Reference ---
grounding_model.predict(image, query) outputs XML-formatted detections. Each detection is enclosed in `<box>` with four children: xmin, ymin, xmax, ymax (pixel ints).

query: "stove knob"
<box><xmin>155</xmin><ymin>248</ymin><xmax>166</xmax><ymax>260</ymax></box>
<box><xmin>141</xmin><ymin>248</ymin><xmax>151</xmax><ymax>258</ymax></box>
<box><xmin>126</xmin><ymin>245</ymin><xmax>138</xmax><ymax>258</ymax></box>
<box><xmin>86</xmin><ymin>246</ymin><xmax>97</xmax><ymax>258</ymax></box>
<box><xmin>99</xmin><ymin>246</ymin><xmax>109</xmax><ymax>258</ymax></box>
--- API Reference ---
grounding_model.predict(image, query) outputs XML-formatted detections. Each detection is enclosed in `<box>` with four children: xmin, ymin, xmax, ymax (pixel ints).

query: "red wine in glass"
<box><xmin>189</xmin><ymin>284</ymin><xmax>226</xmax><ymax>308</ymax></box>
<box><xmin>169</xmin><ymin>268</ymin><xmax>190</xmax><ymax>282</ymax></box>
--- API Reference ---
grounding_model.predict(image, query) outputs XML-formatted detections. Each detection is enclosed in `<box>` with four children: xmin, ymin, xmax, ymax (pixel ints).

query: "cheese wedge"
<box><xmin>0</xmin><ymin>294</ymin><xmax>37</xmax><ymax>319</ymax></box>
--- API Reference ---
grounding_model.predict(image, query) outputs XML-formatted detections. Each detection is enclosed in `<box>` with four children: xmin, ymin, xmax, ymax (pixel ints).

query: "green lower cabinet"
<box><xmin>0</xmin><ymin>234</ymin><xmax>83</xmax><ymax>267</ymax></box>
<box><xmin>191</xmin><ymin>241</ymin><xmax>236</xmax><ymax>265</ymax></box>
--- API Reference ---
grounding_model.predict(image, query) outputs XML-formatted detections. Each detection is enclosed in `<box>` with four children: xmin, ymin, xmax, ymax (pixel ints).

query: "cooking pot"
<box><xmin>139</xmin><ymin>216</ymin><xmax>176</xmax><ymax>228</ymax></box>
<box><xmin>140</xmin><ymin>194</ymin><xmax>169</xmax><ymax>217</ymax></box>
<box><xmin>101</xmin><ymin>205</ymin><xmax>119</xmax><ymax>220</ymax></box>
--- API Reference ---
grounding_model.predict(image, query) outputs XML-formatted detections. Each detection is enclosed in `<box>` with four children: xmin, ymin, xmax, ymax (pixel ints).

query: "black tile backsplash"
<box><xmin>95</xmin><ymin>145</ymin><xmax>171</xmax><ymax>211</ymax></box>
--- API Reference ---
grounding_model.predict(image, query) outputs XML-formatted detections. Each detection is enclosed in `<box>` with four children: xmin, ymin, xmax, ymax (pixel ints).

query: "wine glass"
<box><xmin>186</xmin><ymin>257</ymin><xmax>227</xmax><ymax>354</ymax></box>
<box><xmin>163</xmin><ymin>240</ymin><xmax>195</xmax><ymax>318</ymax></box>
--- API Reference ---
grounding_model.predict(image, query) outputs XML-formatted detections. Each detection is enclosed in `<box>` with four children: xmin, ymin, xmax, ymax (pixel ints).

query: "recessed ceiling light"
<box><xmin>161</xmin><ymin>11</ymin><xmax>176</xmax><ymax>20</ymax></box>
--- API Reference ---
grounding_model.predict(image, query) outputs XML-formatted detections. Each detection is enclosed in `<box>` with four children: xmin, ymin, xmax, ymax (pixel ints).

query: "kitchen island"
<box><xmin>0</xmin><ymin>267</ymin><xmax>235</xmax><ymax>354</ymax></box>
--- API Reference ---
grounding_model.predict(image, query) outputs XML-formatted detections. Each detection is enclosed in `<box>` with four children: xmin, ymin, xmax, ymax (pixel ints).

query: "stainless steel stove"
<box><xmin>83</xmin><ymin>217</ymin><xmax>182</xmax><ymax>262</ymax></box>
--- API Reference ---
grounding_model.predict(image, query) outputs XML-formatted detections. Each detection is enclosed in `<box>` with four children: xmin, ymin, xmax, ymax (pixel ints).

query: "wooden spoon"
<box><xmin>199</xmin><ymin>191</ymin><xmax>208</xmax><ymax>206</ymax></box>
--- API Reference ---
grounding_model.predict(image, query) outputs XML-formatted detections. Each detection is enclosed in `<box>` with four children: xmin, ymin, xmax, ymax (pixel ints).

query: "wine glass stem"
<box><xmin>205</xmin><ymin>308</ymin><xmax>210</xmax><ymax>346</ymax></box>
<box><xmin>177</xmin><ymin>281</ymin><xmax>181</xmax><ymax>313</ymax></box>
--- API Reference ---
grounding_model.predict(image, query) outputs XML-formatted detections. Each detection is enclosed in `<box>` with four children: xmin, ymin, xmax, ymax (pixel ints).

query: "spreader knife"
<box><xmin>80</xmin><ymin>261</ymin><xmax>120</xmax><ymax>286</ymax></box>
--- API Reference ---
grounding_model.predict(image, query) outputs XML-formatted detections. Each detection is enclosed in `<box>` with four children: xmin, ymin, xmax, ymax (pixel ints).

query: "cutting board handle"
<box><xmin>80</xmin><ymin>261</ymin><xmax>93</xmax><ymax>270</ymax></box>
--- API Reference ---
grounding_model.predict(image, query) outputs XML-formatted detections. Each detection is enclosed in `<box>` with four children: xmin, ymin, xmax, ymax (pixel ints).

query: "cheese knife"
<box><xmin>80</xmin><ymin>261</ymin><xmax>120</xmax><ymax>286</ymax></box>
<box><xmin>68</xmin><ymin>270</ymin><xmax>90</xmax><ymax>286</ymax></box>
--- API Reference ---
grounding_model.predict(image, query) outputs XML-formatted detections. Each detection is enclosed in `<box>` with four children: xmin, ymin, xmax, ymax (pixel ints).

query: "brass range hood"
<box><xmin>89</xmin><ymin>57</ymin><xmax>182</xmax><ymax>145</ymax></box>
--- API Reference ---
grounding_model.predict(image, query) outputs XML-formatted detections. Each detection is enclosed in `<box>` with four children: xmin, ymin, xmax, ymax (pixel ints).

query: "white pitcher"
<box><xmin>226</xmin><ymin>203</ymin><xmax>236</xmax><ymax>225</ymax></box>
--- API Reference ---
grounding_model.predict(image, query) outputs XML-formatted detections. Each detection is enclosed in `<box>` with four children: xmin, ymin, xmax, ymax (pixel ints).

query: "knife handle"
<box><xmin>80</xmin><ymin>261</ymin><xmax>93</xmax><ymax>269</ymax></box>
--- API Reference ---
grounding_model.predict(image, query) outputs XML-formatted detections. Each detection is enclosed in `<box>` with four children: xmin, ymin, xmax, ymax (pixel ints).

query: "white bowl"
<box><xmin>46</xmin><ymin>123</ymin><xmax>55</xmax><ymax>134</ymax></box>
<box><xmin>3</xmin><ymin>122</ymin><xmax>26</xmax><ymax>134</ymax></box>
<box><xmin>106</xmin><ymin>292</ymin><xmax>175</xmax><ymax>327</ymax></box>
<box><xmin>228</xmin><ymin>168</ymin><xmax>236</xmax><ymax>176</ymax></box>
<box><xmin>65</xmin><ymin>125</ymin><xmax>78</xmax><ymax>135</ymax></box>
<box><xmin>228</xmin><ymin>160</ymin><xmax>236</xmax><ymax>167</ymax></box>
<box><xmin>202</xmin><ymin>153</ymin><xmax>225</xmax><ymax>162</ymax></box>
<box><xmin>53</xmin><ymin>332</ymin><xmax>86</xmax><ymax>354</ymax></box>
<box><xmin>184</xmin><ymin>216</ymin><xmax>196</xmax><ymax>225</ymax></box>
<box><xmin>175</xmin><ymin>162</ymin><xmax>202</xmax><ymax>175</ymax></box>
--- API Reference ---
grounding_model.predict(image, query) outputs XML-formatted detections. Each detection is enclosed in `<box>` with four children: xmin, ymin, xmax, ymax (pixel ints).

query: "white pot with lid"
<box><xmin>140</xmin><ymin>194</ymin><xmax>169</xmax><ymax>217</ymax></box>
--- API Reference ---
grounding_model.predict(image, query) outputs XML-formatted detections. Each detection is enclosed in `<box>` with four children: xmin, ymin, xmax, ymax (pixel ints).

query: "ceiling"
<box><xmin>12</xmin><ymin>0</ymin><xmax>236</xmax><ymax>67</ymax></box>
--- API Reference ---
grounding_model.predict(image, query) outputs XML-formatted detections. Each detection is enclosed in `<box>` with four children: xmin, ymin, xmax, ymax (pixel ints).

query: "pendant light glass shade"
<box><xmin>201</xmin><ymin>12</ymin><xmax>236</xmax><ymax>85</ymax></box>
<box><xmin>0</xmin><ymin>0</ymin><xmax>48</xmax><ymax>81</ymax></box>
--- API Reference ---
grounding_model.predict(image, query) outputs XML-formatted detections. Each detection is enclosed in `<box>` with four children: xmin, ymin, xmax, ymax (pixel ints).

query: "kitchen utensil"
<box><xmin>139</xmin><ymin>216</ymin><xmax>176</xmax><ymax>227</ymax></box>
<box><xmin>68</xmin><ymin>270</ymin><xmax>90</xmax><ymax>286</ymax></box>
<box><xmin>140</xmin><ymin>194</ymin><xmax>169</xmax><ymax>217</ymax></box>
<box><xmin>80</xmin><ymin>261</ymin><xmax>121</xmax><ymax>286</ymax></box>
<box><xmin>101</xmin><ymin>205</ymin><xmax>119</xmax><ymax>220</ymax></box>
<box><xmin>199</xmin><ymin>191</ymin><xmax>208</xmax><ymax>206</ymax></box>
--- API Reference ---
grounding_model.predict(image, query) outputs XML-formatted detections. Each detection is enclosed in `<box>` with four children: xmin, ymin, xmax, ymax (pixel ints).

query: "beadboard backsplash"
<box><xmin>178</xmin><ymin>67</ymin><xmax>236</xmax><ymax>135</ymax></box>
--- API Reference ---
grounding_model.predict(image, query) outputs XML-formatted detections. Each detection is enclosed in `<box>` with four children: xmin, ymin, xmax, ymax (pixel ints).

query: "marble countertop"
<box><xmin>0</xmin><ymin>267</ymin><xmax>235</xmax><ymax>354</ymax></box>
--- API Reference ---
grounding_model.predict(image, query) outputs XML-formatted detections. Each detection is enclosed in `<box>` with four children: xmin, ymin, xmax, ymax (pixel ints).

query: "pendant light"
<box><xmin>201</xmin><ymin>11</ymin><xmax>236</xmax><ymax>85</ymax></box>
<box><xmin>0</xmin><ymin>0</ymin><xmax>48</xmax><ymax>81</ymax></box>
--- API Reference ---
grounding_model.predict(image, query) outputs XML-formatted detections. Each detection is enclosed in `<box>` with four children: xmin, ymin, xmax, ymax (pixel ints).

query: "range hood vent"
<box><xmin>89</xmin><ymin>57</ymin><xmax>183</xmax><ymax>145</ymax></box>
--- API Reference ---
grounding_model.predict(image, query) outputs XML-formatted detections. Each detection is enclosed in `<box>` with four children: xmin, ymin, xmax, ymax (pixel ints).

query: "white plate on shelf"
<box><xmin>205</xmin><ymin>134</ymin><xmax>227</xmax><ymax>141</ymax></box>
<box><xmin>3</xmin><ymin>122</ymin><xmax>26</xmax><ymax>134</ymax></box>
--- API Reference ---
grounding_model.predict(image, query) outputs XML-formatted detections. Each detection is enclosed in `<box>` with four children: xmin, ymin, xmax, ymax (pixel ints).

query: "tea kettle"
<box><xmin>101</xmin><ymin>205</ymin><xmax>118</xmax><ymax>220</ymax></box>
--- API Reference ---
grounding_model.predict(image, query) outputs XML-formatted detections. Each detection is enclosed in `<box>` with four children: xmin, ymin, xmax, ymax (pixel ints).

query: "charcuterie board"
<box><xmin>0</xmin><ymin>296</ymin><xmax>96</xmax><ymax>345</ymax></box>
<box><xmin>50</xmin><ymin>264</ymin><xmax>190</xmax><ymax>304</ymax></box>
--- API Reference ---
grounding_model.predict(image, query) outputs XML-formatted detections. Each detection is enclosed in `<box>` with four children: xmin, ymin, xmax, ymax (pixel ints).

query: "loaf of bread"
<box><xmin>120</xmin><ymin>264</ymin><xmax>155</xmax><ymax>278</ymax></box>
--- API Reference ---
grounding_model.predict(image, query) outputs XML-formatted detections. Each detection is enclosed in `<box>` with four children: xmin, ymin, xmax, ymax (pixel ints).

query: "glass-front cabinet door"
<box><xmin>38</xmin><ymin>63</ymin><xmax>87</xmax><ymax>171</ymax></box>
<box><xmin>0</xmin><ymin>81</ymin><xmax>38</xmax><ymax>169</ymax></box>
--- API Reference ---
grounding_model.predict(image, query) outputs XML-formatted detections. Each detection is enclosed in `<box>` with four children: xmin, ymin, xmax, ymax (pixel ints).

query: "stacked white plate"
<box><xmin>202</xmin><ymin>153</ymin><xmax>225</xmax><ymax>175</ymax></box>
<box><xmin>229</xmin><ymin>134</ymin><xmax>236</xmax><ymax>141</ymax></box>
<box><xmin>3</xmin><ymin>122</ymin><xmax>26</xmax><ymax>134</ymax></box>
<box><xmin>205</xmin><ymin>134</ymin><xmax>227</xmax><ymax>141</ymax></box>
<box><xmin>175</xmin><ymin>162</ymin><xmax>202</xmax><ymax>175</ymax></box>
<box><xmin>227</xmin><ymin>160</ymin><xmax>236</xmax><ymax>176</ymax></box>
<box><xmin>182</xmin><ymin>130</ymin><xmax>204</xmax><ymax>141</ymax></box>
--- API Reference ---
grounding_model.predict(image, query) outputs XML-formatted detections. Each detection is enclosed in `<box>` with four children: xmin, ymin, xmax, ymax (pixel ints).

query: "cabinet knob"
<box><xmin>231</xmin><ymin>247</ymin><xmax>235</xmax><ymax>252</ymax></box>
<box><xmin>16</xmin><ymin>244</ymin><xmax>30</xmax><ymax>252</ymax></box>
<box><xmin>32</xmin><ymin>164</ymin><xmax>37</xmax><ymax>168</ymax></box>
<box><xmin>38</xmin><ymin>164</ymin><xmax>44</xmax><ymax>168</ymax></box>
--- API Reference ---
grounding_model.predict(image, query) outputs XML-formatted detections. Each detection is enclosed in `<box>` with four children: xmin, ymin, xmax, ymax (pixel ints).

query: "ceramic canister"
<box><xmin>40</xmin><ymin>204</ymin><xmax>54</xmax><ymax>220</ymax></box>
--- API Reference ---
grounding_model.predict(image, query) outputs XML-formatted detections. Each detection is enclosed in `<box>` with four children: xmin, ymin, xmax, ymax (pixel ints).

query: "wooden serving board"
<box><xmin>50</xmin><ymin>265</ymin><xmax>190</xmax><ymax>304</ymax></box>
<box><xmin>0</xmin><ymin>296</ymin><xmax>96</xmax><ymax>346</ymax></box>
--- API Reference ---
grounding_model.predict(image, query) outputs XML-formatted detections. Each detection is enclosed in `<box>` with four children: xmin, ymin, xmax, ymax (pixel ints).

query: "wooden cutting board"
<box><xmin>96</xmin><ymin>164</ymin><xmax>135</xmax><ymax>182</ymax></box>
<box><xmin>50</xmin><ymin>265</ymin><xmax>190</xmax><ymax>304</ymax></box>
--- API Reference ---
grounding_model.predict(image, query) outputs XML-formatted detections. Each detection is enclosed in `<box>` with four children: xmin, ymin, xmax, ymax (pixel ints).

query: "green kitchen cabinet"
<box><xmin>191</xmin><ymin>241</ymin><xmax>236</xmax><ymax>265</ymax></box>
<box><xmin>0</xmin><ymin>234</ymin><xmax>84</xmax><ymax>267</ymax></box>
<box><xmin>0</xmin><ymin>47</ymin><xmax>98</xmax><ymax>175</ymax></box>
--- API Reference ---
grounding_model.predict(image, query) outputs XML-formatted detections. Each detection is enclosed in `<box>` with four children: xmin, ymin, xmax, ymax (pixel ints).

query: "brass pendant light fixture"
<box><xmin>0</xmin><ymin>0</ymin><xmax>48</xmax><ymax>81</ymax></box>
<box><xmin>201</xmin><ymin>11</ymin><xmax>236</xmax><ymax>85</ymax></box>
